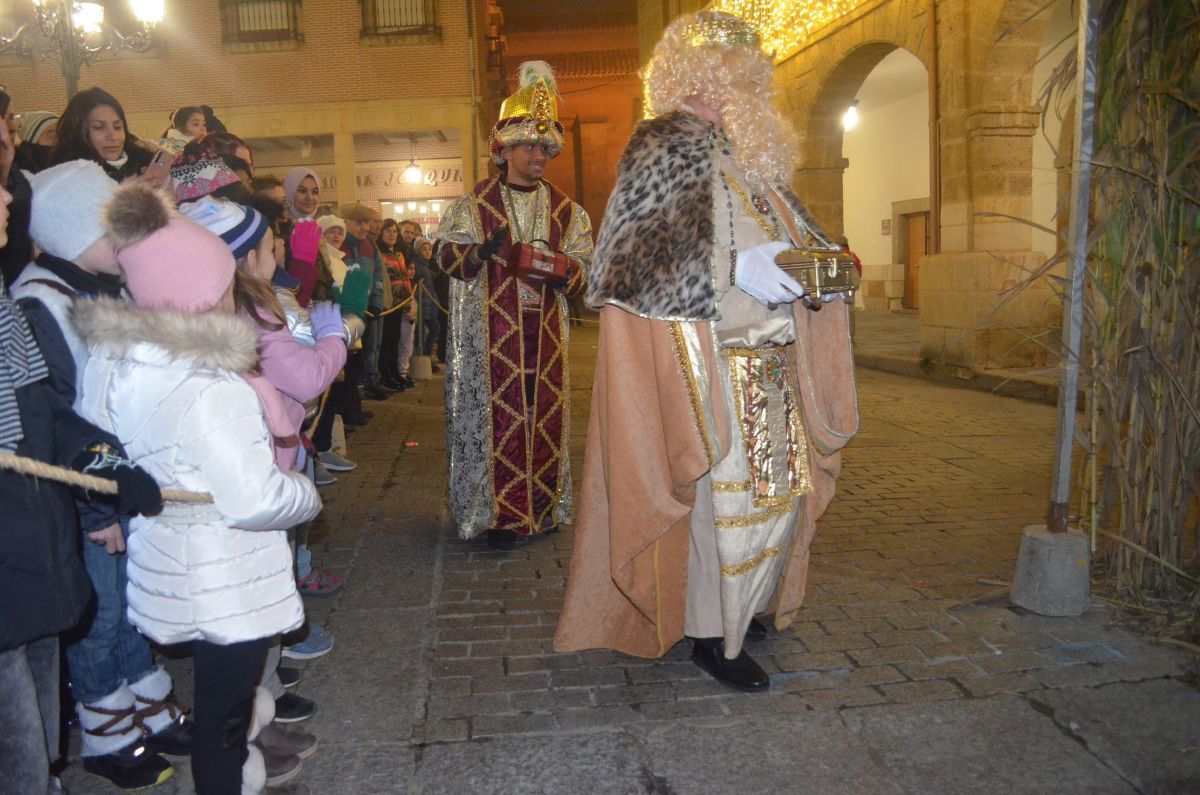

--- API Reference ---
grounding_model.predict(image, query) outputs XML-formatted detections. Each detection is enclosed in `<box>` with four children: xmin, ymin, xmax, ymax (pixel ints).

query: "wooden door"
<box><xmin>903</xmin><ymin>212</ymin><xmax>928</xmax><ymax>309</ymax></box>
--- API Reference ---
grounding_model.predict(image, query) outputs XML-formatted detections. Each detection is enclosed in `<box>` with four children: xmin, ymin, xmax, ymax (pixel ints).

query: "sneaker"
<box><xmin>316</xmin><ymin>449</ymin><xmax>357</xmax><ymax>472</ymax></box>
<box><xmin>83</xmin><ymin>741</ymin><xmax>174</xmax><ymax>790</ymax></box>
<box><xmin>278</xmin><ymin>666</ymin><xmax>302</xmax><ymax>689</ymax></box>
<box><xmin>257</xmin><ymin>743</ymin><xmax>303</xmax><ymax>786</ymax></box>
<box><xmin>402</xmin><ymin>375</ymin><xmax>416</xmax><ymax>389</ymax></box>
<box><xmin>313</xmin><ymin>462</ymin><xmax>337</xmax><ymax>487</ymax></box>
<box><xmin>272</xmin><ymin>692</ymin><xmax>317</xmax><ymax>725</ymax></box>
<box><xmin>143</xmin><ymin>713</ymin><xmax>193</xmax><ymax>756</ymax></box>
<box><xmin>258</xmin><ymin>723</ymin><xmax>319</xmax><ymax>759</ymax></box>
<box><xmin>282</xmin><ymin>624</ymin><xmax>334</xmax><ymax>661</ymax></box>
<box><xmin>296</xmin><ymin>568</ymin><xmax>344</xmax><ymax>598</ymax></box>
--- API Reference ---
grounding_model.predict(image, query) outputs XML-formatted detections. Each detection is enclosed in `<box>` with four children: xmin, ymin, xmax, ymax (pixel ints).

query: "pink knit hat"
<box><xmin>104</xmin><ymin>182</ymin><xmax>236</xmax><ymax>312</ymax></box>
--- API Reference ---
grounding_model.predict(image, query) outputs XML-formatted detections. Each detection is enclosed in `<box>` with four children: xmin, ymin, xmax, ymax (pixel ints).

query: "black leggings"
<box><xmin>312</xmin><ymin>352</ymin><xmax>363</xmax><ymax>452</ymax></box>
<box><xmin>191</xmin><ymin>638</ymin><xmax>269</xmax><ymax>795</ymax></box>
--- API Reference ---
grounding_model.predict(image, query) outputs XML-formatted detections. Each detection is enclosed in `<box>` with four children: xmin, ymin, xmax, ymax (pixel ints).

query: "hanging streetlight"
<box><xmin>6</xmin><ymin>1</ymin><xmax>163</xmax><ymax>97</ymax></box>
<box><xmin>404</xmin><ymin>141</ymin><xmax>422</xmax><ymax>184</ymax></box>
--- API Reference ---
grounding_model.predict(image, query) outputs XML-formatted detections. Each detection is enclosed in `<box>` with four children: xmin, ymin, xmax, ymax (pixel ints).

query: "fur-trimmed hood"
<box><xmin>73</xmin><ymin>295</ymin><xmax>258</xmax><ymax>372</ymax></box>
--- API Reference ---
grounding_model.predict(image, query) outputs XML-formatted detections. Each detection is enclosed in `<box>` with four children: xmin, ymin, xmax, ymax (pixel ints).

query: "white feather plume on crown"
<box><xmin>516</xmin><ymin>60</ymin><xmax>558</xmax><ymax>95</ymax></box>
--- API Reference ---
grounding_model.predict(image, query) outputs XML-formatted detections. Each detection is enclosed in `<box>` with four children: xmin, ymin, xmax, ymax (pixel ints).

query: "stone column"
<box><xmin>794</xmin><ymin>157</ymin><xmax>848</xmax><ymax>239</ymax></box>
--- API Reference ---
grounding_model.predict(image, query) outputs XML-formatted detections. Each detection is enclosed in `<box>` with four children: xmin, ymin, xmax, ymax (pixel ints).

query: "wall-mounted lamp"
<box><xmin>842</xmin><ymin>100</ymin><xmax>859</xmax><ymax>132</ymax></box>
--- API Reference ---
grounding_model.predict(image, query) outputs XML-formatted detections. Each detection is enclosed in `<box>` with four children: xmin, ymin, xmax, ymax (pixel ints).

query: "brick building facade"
<box><xmin>0</xmin><ymin>0</ymin><xmax>496</xmax><ymax>227</ymax></box>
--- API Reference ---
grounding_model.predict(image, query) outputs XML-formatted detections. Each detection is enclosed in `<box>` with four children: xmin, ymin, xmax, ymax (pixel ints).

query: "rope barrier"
<box><xmin>416</xmin><ymin>282</ymin><xmax>452</xmax><ymax>315</ymax></box>
<box><xmin>368</xmin><ymin>293</ymin><xmax>415</xmax><ymax>319</ymax></box>
<box><xmin>0</xmin><ymin>451</ymin><xmax>213</xmax><ymax>504</ymax></box>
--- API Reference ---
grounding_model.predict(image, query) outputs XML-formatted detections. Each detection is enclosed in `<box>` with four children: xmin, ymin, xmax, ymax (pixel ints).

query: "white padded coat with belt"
<box><xmin>74</xmin><ymin>297</ymin><xmax>321</xmax><ymax>646</ymax></box>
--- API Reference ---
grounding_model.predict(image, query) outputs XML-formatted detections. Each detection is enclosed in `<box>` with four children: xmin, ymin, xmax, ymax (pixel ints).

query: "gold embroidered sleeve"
<box><xmin>560</xmin><ymin>203</ymin><xmax>594</xmax><ymax>297</ymax></box>
<box><xmin>434</xmin><ymin>196</ymin><xmax>484</xmax><ymax>281</ymax></box>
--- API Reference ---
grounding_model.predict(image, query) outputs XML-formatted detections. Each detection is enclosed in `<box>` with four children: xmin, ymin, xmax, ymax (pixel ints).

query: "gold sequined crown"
<box><xmin>491</xmin><ymin>61</ymin><xmax>564</xmax><ymax>164</ymax></box>
<box><xmin>499</xmin><ymin>79</ymin><xmax>558</xmax><ymax>126</ymax></box>
<box><xmin>683</xmin><ymin>12</ymin><xmax>762</xmax><ymax>49</ymax></box>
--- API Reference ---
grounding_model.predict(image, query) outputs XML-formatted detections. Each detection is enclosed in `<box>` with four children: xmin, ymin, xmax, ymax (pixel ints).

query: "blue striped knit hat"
<box><xmin>177</xmin><ymin>196</ymin><xmax>269</xmax><ymax>260</ymax></box>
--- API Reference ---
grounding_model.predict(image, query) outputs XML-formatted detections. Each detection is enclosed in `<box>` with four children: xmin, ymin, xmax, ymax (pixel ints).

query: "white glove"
<box><xmin>734</xmin><ymin>242</ymin><xmax>806</xmax><ymax>307</ymax></box>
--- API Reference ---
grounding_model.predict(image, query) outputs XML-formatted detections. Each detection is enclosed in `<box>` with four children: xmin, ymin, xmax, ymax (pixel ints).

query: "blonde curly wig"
<box><xmin>645</xmin><ymin>11</ymin><xmax>799</xmax><ymax>193</ymax></box>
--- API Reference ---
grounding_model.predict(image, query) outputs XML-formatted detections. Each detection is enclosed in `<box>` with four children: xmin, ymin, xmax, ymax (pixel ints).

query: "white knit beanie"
<box><xmin>29</xmin><ymin>160</ymin><xmax>118</xmax><ymax>262</ymax></box>
<box><xmin>318</xmin><ymin>215</ymin><xmax>346</xmax><ymax>233</ymax></box>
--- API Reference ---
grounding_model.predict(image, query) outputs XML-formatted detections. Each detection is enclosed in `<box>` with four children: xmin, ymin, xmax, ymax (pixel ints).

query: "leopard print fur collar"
<box><xmin>586</xmin><ymin>111</ymin><xmax>719</xmax><ymax>321</ymax></box>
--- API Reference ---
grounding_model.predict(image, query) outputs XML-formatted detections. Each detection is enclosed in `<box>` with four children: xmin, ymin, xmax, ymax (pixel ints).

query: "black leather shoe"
<box><xmin>691</xmin><ymin>637</ymin><xmax>769</xmax><ymax>692</ymax></box>
<box><xmin>745</xmin><ymin>616</ymin><xmax>770</xmax><ymax>642</ymax></box>
<box><xmin>362</xmin><ymin>385</ymin><xmax>392</xmax><ymax>401</ymax></box>
<box><xmin>402</xmin><ymin>375</ymin><xmax>416</xmax><ymax>388</ymax></box>
<box><xmin>486</xmin><ymin>528</ymin><xmax>518</xmax><ymax>550</ymax></box>
<box><xmin>381</xmin><ymin>377</ymin><xmax>405</xmax><ymax>390</ymax></box>
<box><xmin>144</xmin><ymin>714</ymin><xmax>193</xmax><ymax>756</ymax></box>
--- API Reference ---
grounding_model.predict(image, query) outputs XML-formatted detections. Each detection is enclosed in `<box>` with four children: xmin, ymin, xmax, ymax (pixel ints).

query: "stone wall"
<box><xmin>921</xmin><ymin>251</ymin><xmax>1061</xmax><ymax>370</ymax></box>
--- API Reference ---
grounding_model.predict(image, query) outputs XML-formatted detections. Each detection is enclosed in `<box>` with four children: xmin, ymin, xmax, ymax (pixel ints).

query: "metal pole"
<box><xmin>1047</xmin><ymin>0</ymin><xmax>1100</xmax><ymax>533</ymax></box>
<box><xmin>926</xmin><ymin>0</ymin><xmax>940</xmax><ymax>254</ymax></box>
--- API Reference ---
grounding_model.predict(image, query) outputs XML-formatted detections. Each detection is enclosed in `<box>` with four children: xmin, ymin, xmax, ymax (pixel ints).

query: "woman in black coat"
<box><xmin>48</xmin><ymin>87</ymin><xmax>154</xmax><ymax>182</ymax></box>
<box><xmin>0</xmin><ymin>136</ymin><xmax>161</xmax><ymax>794</ymax></box>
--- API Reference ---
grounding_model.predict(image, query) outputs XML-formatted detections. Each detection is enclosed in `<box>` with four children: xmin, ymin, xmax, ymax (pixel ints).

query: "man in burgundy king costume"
<box><xmin>434</xmin><ymin>61</ymin><xmax>593</xmax><ymax>550</ymax></box>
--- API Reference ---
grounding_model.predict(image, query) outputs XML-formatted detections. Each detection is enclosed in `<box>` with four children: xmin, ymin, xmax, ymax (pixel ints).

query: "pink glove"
<box><xmin>290</xmin><ymin>220</ymin><xmax>322</xmax><ymax>264</ymax></box>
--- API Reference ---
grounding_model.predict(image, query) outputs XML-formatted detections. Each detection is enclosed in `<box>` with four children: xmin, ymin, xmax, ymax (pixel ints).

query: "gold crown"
<box><xmin>499</xmin><ymin>78</ymin><xmax>558</xmax><ymax>125</ymax></box>
<box><xmin>683</xmin><ymin>12</ymin><xmax>762</xmax><ymax>49</ymax></box>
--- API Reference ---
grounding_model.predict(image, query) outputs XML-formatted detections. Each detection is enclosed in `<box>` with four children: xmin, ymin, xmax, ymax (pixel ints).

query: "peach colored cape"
<box><xmin>553</xmin><ymin>301</ymin><xmax>858</xmax><ymax>658</ymax></box>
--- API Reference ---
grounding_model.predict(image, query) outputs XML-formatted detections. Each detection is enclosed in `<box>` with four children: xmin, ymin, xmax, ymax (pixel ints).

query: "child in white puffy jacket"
<box><xmin>76</xmin><ymin>182</ymin><xmax>321</xmax><ymax>795</ymax></box>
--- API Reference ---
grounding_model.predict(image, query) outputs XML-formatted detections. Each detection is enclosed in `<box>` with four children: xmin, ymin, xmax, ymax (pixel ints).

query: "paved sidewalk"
<box><xmin>62</xmin><ymin>325</ymin><xmax>1199</xmax><ymax>794</ymax></box>
<box><xmin>853</xmin><ymin>310</ymin><xmax>1063</xmax><ymax>403</ymax></box>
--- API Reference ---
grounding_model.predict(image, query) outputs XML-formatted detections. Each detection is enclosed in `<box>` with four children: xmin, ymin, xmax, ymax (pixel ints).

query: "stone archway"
<box><xmin>794</xmin><ymin>41</ymin><xmax>900</xmax><ymax>235</ymax></box>
<box><xmin>770</xmin><ymin>0</ymin><xmax>931</xmax><ymax>234</ymax></box>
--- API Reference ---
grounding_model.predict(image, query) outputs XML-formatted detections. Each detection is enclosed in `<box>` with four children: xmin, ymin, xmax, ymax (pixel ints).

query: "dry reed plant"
<box><xmin>999</xmin><ymin>0</ymin><xmax>1198</xmax><ymax>642</ymax></box>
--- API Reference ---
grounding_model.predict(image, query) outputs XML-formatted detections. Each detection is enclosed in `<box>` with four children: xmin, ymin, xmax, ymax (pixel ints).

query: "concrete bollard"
<box><xmin>410</xmin><ymin>354</ymin><xmax>433</xmax><ymax>381</ymax></box>
<box><xmin>1010</xmin><ymin>524</ymin><xmax>1091</xmax><ymax>616</ymax></box>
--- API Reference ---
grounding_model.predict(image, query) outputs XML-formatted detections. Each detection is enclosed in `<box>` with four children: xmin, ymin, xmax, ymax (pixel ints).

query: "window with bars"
<box><xmin>220</xmin><ymin>0</ymin><xmax>303</xmax><ymax>44</ymax></box>
<box><xmin>361</xmin><ymin>0</ymin><xmax>439</xmax><ymax>38</ymax></box>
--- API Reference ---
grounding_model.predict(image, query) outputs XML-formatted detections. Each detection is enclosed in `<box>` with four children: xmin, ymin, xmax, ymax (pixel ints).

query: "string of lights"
<box><xmin>708</xmin><ymin>0</ymin><xmax>865</xmax><ymax>61</ymax></box>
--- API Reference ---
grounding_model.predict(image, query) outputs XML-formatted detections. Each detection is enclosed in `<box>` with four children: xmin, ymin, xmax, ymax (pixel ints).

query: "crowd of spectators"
<box><xmin>0</xmin><ymin>85</ymin><xmax>437</xmax><ymax>795</ymax></box>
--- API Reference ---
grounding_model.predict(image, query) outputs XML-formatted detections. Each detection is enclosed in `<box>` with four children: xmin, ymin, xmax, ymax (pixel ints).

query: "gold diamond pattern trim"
<box><xmin>482</xmin><ymin>182</ymin><xmax>576</xmax><ymax>531</ymax></box>
<box><xmin>720</xmin><ymin>545</ymin><xmax>782</xmax><ymax>577</ymax></box>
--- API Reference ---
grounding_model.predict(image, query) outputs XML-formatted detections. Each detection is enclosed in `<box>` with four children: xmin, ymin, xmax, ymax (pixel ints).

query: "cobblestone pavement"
<box><xmin>62</xmin><ymin>325</ymin><xmax>1199</xmax><ymax>794</ymax></box>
